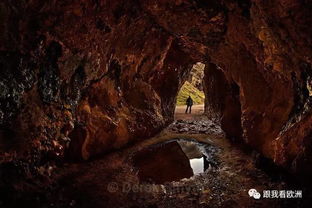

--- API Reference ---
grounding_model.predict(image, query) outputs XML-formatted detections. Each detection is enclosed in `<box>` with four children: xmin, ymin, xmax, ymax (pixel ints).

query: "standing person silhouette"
<box><xmin>185</xmin><ymin>96</ymin><xmax>193</xmax><ymax>114</ymax></box>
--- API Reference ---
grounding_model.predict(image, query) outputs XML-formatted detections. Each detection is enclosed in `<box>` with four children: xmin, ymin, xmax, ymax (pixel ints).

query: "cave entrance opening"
<box><xmin>174</xmin><ymin>62</ymin><xmax>205</xmax><ymax>120</ymax></box>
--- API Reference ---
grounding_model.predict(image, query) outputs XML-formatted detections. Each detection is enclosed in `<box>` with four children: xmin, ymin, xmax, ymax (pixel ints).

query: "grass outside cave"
<box><xmin>176</xmin><ymin>81</ymin><xmax>205</xmax><ymax>106</ymax></box>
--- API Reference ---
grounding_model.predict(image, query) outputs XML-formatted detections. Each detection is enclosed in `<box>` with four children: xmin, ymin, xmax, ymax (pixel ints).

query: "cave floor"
<box><xmin>46</xmin><ymin>109</ymin><xmax>305</xmax><ymax>208</ymax></box>
<box><xmin>174</xmin><ymin>104</ymin><xmax>205</xmax><ymax>120</ymax></box>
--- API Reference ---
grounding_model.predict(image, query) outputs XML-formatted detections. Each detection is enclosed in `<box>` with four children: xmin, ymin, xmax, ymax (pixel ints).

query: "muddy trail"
<box><xmin>14</xmin><ymin>106</ymin><xmax>306</xmax><ymax>208</ymax></box>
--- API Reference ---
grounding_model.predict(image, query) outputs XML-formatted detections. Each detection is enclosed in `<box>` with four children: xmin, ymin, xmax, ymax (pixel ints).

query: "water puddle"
<box><xmin>133</xmin><ymin>140</ymin><xmax>218</xmax><ymax>184</ymax></box>
<box><xmin>190</xmin><ymin>157</ymin><xmax>205</xmax><ymax>174</ymax></box>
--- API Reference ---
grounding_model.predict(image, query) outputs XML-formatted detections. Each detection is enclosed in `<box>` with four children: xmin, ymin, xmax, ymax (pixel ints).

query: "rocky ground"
<box><xmin>169</xmin><ymin>119</ymin><xmax>221</xmax><ymax>135</ymax></box>
<box><xmin>1</xmin><ymin>0</ymin><xmax>312</xmax><ymax>190</ymax></box>
<box><xmin>2</xmin><ymin>108</ymin><xmax>309</xmax><ymax>208</ymax></box>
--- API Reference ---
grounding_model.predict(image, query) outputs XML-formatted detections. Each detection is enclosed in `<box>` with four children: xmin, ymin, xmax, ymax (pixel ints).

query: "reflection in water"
<box><xmin>133</xmin><ymin>140</ymin><xmax>211</xmax><ymax>184</ymax></box>
<box><xmin>190</xmin><ymin>157</ymin><xmax>204</xmax><ymax>175</ymax></box>
<box><xmin>178</xmin><ymin>140</ymin><xmax>210</xmax><ymax>174</ymax></box>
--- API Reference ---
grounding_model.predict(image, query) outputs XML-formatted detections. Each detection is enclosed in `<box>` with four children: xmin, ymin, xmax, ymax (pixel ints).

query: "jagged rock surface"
<box><xmin>0</xmin><ymin>0</ymin><xmax>311</xmax><ymax>179</ymax></box>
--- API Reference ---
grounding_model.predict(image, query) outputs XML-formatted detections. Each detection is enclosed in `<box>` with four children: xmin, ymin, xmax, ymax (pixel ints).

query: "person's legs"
<box><xmin>185</xmin><ymin>105</ymin><xmax>189</xmax><ymax>114</ymax></box>
<box><xmin>189</xmin><ymin>105</ymin><xmax>192</xmax><ymax>114</ymax></box>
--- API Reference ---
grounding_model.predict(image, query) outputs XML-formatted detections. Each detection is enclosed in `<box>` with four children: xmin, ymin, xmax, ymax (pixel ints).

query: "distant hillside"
<box><xmin>176</xmin><ymin>81</ymin><xmax>205</xmax><ymax>105</ymax></box>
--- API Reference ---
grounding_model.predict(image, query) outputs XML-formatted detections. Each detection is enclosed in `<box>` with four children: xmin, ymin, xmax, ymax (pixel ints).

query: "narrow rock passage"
<box><xmin>45</xmin><ymin>107</ymin><xmax>306</xmax><ymax>208</ymax></box>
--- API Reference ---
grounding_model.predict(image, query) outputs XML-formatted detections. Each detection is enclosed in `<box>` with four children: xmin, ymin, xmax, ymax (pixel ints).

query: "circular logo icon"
<box><xmin>253</xmin><ymin>192</ymin><xmax>261</xmax><ymax>199</ymax></box>
<box><xmin>248</xmin><ymin>189</ymin><xmax>257</xmax><ymax>197</ymax></box>
<box><xmin>248</xmin><ymin>189</ymin><xmax>261</xmax><ymax>200</ymax></box>
<box><xmin>107</xmin><ymin>182</ymin><xmax>119</xmax><ymax>193</ymax></box>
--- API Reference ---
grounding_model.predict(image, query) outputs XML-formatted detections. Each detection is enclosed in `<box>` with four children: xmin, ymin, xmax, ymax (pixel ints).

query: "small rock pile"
<box><xmin>168</xmin><ymin>119</ymin><xmax>222</xmax><ymax>135</ymax></box>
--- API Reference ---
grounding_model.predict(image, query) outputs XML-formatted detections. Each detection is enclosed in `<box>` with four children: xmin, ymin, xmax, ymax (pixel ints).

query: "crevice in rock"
<box><xmin>283</xmin><ymin>63</ymin><xmax>312</xmax><ymax>132</ymax></box>
<box><xmin>38</xmin><ymin>41</ymin><xmax>62</xmax><ymax>104</ymax></box>
<box><xmin>61</xmin><ymin>65</ymin><xmax>86</xmax><ymax>108</ymax></box>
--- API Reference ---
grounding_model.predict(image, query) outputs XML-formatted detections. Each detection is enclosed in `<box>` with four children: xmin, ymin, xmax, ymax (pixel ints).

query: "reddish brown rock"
<box><xmin>0</xmin><ymin>0</ymin><xmax>311</xmax><ymax>178</ymax></box>
<box><xmin>133</xmin><ymin>141</ymin><xmax>193</xmax><ymax>184</ymax></box>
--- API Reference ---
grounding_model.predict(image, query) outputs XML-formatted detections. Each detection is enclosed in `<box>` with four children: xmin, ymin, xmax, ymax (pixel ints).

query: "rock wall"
<box><xmin>187</xmin><ymin>62</ymin><xmax>205</xmax><ymax>91</ymax></box>
<box><xmin>0</xmin><ymin>0</ymin><xmax>311</xmax><ymax>177</ymax></box>
<box><xmin>0</xmin><ymin>0</ymin><xmax>196</xmax><ymax>164</ymax></box>
<box><xmin>204</xmin><ymin>0</ymin><xmax>312</xmax><ymax>176</ymax></box>
<box><xmin>203</xmin><ymin>63</ymin><xmax>243</xmax><ymax>141</ymax></box>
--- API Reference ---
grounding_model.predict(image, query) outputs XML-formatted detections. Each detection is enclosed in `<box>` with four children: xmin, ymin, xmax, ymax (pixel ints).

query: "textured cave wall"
<box><xmin>0</xmin><ymin>0</ymin><xmax>312</xmax><ymax>177</ymax></box>
<box><xmin>203</xmin><ymin>63</ymin><xmax>228</xmax><ymax>122</ymax></box>
<box><xmin>211</xmin><ymin>0</ymin><xmax>312</xmax><ymax>176</ymax></box>
<box><xmin>0</xmin><ymin>0</ymin><xmax>198</xmax><ymax>163</ymax></box>
<box><xmin>203</xmin><ymin>63</ymin><xmax>243</xmax><ymax>141</ymax></box>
